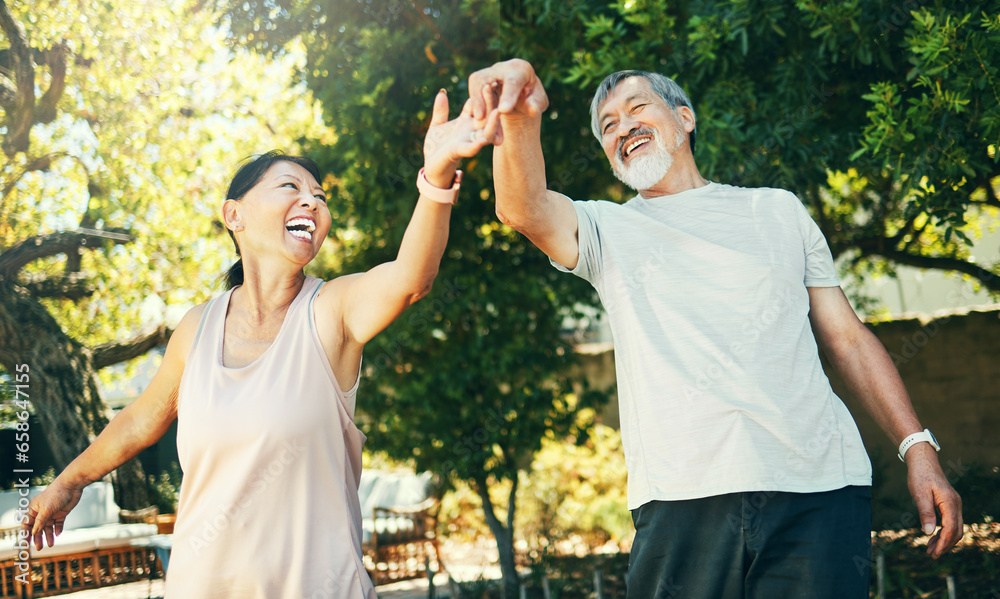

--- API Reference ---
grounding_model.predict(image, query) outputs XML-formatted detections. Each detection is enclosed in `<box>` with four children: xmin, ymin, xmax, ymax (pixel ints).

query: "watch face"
<box><xmin>927</xmin><ymin>429</ymin><xmax>940</xmax><ymax>449</ymax></box>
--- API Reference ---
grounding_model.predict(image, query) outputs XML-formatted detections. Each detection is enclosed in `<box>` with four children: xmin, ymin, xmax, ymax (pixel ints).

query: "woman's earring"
<box><xmin>234</xmin><ymin>223</ymin><xmax>244</xmax><ymax>232</ymax></box>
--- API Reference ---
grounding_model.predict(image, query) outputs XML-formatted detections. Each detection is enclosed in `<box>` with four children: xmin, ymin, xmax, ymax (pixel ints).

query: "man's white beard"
<box><xmin>612</xmin><ymin>129</ymin><xmax>685</xmax><ymax>192</ymax></box>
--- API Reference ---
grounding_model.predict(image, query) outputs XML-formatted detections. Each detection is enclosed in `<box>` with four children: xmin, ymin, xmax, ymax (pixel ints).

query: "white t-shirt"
<box><xmin>553</xmin><ymin>182</ymin><xmax>872</xmax><ymax>509</ymax></box>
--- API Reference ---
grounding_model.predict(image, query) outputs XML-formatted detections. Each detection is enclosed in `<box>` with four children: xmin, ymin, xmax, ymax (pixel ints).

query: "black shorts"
<box><xmin>626</xmin><ymin>485</ymin><xmax>872</xmax><ymax>599</ymax></box>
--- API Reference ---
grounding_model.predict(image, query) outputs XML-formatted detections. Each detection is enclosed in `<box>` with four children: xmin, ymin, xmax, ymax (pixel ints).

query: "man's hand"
<box><xmin>905</xmin><ymin>443</ymin><xmax>963</xmax><ymax>558</ymax></box>
<box><xmin>467</xmin><ymin>58</ymin><xmax>549</xmax><ymax>124</ymax></box>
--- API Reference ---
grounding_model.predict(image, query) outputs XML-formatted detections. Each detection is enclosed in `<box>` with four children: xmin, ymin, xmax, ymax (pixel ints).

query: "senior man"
<box><xmin>466</xmin><ymin>59</ymin><xmax>963</xmax><ymax>598</ymax></box>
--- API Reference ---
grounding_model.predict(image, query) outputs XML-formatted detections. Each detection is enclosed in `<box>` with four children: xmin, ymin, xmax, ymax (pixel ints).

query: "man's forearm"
<box><xmin>830</xmin><ymin>325</ymin><xmax>924</xmax><ymax>446</ymax></box>
<box><xmin>493</xmin><ymin>115</ymin><xmax>550</xmax><ymax>230</ymax></box>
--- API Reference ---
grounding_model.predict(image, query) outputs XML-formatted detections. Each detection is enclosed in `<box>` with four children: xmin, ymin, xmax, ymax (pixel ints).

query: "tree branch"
<box><xmin>862</xmin><ymin>247</ymin><xmax>1000</xmax><ymax>292</ymax></box>
<box><xmin>0</xmin><ymin>76</ymin><xmax>14</xmax><ymax>110</ymax></box>
<box><xmin>983</xmin><ymin>180</ymin><xmax>1000</xmax><ymax>209</ymax></box>
<box><xmin>888</xmin><ymin>212</ymin><xmax>923</xmax><ymax>249</ymax></box>
<box><xmin>92</xmin><ymin>325</ymin><xmax>173</xmax><ymax>370</ymax></box>
<box><xmin>0</xmin><ymin>0</ymin><xmax>35</xmax><ymax>156</ymax></box>
<box><xmin>0</xmin><ymin>228</ymin><xmax>133</xmax><ymax>278</ymax></box>
<box><xmin>35</xmin><ymin>44</ymin><xmax>67</xmax><ymax>124</ymax></box>
<box><xmin>20</xmin><ymin>272</ymin><xmax>95</xmax><ymax>300</ymax></box>
<box><xmin>1</xmin><ymin>152</ymin><xmax>70</xmax><ymax>199</ymax></box>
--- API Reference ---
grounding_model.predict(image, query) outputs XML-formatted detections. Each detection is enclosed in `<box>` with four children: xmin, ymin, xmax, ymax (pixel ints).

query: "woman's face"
<box><xmin>230</xmin><ymin>160</ymin><xmax>333</xmax><ymax>267</ymax></box>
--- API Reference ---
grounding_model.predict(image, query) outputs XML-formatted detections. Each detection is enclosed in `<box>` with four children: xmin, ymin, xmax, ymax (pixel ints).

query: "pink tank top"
<box><xmin>168</xmin><ymin>276</ymin><xmax>375</xmax><ymax>598</ymax></box>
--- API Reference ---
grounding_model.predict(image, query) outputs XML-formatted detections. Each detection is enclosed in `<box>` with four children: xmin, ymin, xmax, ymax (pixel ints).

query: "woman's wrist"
<box><xmin>421</xmin><ymin>159</ymin><xmax>460</xmax><ymax>189</ymax></box>
<box><xmin>417</xmin><ymin>167</ymin><xmax>462</xmax><ymax>205</ymax></box>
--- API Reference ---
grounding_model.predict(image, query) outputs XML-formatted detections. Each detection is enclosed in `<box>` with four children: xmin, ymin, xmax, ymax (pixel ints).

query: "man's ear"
<box><xmin>222</xmin><ymin>199</ymin><xmax>243</xmax><ymax>232</ymax></box>
<box><xmin>676</xmin><ymin>105</ymin><xmax>697</xmax><ymax>134</ymax></box>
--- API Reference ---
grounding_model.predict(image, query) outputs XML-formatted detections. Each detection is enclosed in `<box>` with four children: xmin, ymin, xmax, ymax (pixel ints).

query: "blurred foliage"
<box><xmin>517</xmin><ymin>417</ymin><xmax>631</xmax><ymax>552</ymax></box>
<box><xmin>29</xmin><ymin>466</ymin><xmax>55</xmax><ymax>487</ymax></box>
<box><xmin>0</xmin><ymin>0</ymin><xmax>333</xmax><ymax>504</ymax></box>
<box><xmin>147</xmin><ymin>461</ymin><xmax>183</xmax><ymax>513</ymax></box>
<box><xmin>439</xmin><ymin>420</ymin><xmax>630</xmax><ymax>549</ymax></box>
<box><xmin>1</xmin><ymin>0</ymin><xmax>333</xmax><ymax>348</ymax></box>
<box><xmin>487</xmin><ymin>0</ymin><xmax>1000</xmax><ymax>299</ymax></box>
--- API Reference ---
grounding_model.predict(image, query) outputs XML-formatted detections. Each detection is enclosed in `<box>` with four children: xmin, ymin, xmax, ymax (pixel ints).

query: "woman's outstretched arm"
<box><xmin>24</xmin><ymin>303</ymin><xmax>203</xmax><ymax>549</ymax></box>
<box><xmin>317</xmin><ymin>89</ymin><xmax>500</xmax><ymax>349</ymax></box>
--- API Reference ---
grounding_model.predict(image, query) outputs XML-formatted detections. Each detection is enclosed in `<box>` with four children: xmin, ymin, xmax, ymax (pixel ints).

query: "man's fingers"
<box><xmin>467</xmin><ymin>67</ymin><xmax>497</xmax><ymax>120</ymax></box>
<box><xmin>526</xmin><ymin>85</ymin><xmax>550</xmax><ymax>115</ymax></box>
<box><xmin>430</xmin><ymin>89</ymin><xmax>450</xmax><ymax>126</ymax></box>
<box><xmin>498</xmin><ymin>74</ymin><xmax>527</xmax><ymax>113</ymax></box>
<box><xmin>934</xmin><ymin>491</ymin><xmax>964</xmax><ymax>557</ymax></box>
<box><xmin>914</xmin><ymin>491</ymin><xmax>937</xmax><ymax>535</ymax></box>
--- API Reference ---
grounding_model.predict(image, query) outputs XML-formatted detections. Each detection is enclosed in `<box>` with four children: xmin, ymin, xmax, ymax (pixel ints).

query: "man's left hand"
<box><xmin>905</xmin><ymin>443</ymin><xmax>963</xmax><ymax>558</ymax></box>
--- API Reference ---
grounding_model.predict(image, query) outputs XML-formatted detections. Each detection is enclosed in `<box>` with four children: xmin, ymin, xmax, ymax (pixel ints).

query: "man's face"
<box><xmin>596</xmin><ymin>77</ymin><xmax>689</xmax><ymax>191</ymax></box>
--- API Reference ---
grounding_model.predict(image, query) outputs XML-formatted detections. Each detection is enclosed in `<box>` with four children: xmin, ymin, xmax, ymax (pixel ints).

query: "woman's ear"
<box><xmin>222</xmin><ymin>199</ymin><xmax>244</xmax><ymax>232</ymax></box>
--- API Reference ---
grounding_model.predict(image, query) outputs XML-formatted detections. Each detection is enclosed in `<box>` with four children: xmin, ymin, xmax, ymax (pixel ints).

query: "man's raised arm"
<box><xmin>467</xmin><ymin>59</ymin><xmax>581</xmax><ymax>269</ymax></box>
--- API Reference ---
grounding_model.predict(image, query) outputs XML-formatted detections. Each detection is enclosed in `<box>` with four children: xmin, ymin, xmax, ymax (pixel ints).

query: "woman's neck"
<box><xmin>232</xmin><ymin>265</ymin><xmax>306</xmax><ymax>325</ymax></box>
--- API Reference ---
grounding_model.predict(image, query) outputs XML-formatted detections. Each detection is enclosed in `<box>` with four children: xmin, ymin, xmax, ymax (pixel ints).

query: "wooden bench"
<box><xmin>359</xmin><ymin>471</ymin><xmax>443</xmax><ymax>585</ymax></box>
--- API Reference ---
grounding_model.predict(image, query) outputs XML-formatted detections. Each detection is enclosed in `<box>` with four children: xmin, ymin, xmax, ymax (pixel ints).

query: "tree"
<box><xmin>217</xmin><ymin>2</ymin><xmax>608</xmax><ymax>596</ymax></box>
<box><xmin>0</xmin><ymin>0</ymin><xmax>328</xmax><ymax>507</ymax></box>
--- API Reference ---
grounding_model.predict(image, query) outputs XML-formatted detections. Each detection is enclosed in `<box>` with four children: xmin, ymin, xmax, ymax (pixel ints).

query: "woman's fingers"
<box><xmin>430</xmin><ymin>89</ymin><xmax>450</xmax><ymax>126</ymax></box>
<box><xmin>481</xmin><ymin>109</ymin><xmax>502</xmax><ymax>143</ymax></box>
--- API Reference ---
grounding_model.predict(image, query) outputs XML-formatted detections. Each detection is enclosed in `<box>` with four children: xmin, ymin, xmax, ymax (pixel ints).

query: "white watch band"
<box><xmin>897</xmin><ymin>429</ymin><xmax>940</xmax><ymax>462</ymax></box>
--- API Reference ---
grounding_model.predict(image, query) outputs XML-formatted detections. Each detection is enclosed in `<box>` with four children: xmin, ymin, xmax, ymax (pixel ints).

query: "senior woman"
<box><xmin>24</xmin><ymin>89</ymin><xmax>500</xmax><ymax>598</ymax></box>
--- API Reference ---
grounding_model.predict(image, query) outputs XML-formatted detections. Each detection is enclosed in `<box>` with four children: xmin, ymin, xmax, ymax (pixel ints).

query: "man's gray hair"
<box><xmin>589</xmin><ymin>70</ymin><xmax>697</xmax><ymax>153</ymax></box>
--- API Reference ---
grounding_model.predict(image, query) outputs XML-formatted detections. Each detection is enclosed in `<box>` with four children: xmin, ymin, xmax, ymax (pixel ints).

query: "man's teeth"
<box><xmin>626</xmin><ymin>138</ymin><xmax>650</xmax><ymax>156</ymax></box>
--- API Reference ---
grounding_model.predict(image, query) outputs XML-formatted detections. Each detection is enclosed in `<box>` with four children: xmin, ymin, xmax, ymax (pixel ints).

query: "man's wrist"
<box><xmin>898</xmin><ymin>428</ymin><xmax>941</xmax><ymax>462</ymax></box>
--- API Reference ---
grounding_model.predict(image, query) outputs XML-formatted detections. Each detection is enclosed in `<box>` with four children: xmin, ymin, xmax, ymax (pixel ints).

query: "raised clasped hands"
<box><xmin>422</xmin><ymin>59</ymin><xmax>548</xmax><ymax>183</ymax></box>
<box><xmin>467</xmin><ymin>58</ymin><xmax>549</xmax><ymax>123</ymax></box>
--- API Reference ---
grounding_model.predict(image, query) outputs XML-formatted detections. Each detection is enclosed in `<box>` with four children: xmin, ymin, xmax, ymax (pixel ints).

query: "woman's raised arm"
<box><xmin>317</xmin><ymin>89</ymin><xmax>499</xmax><ymax>348</ymax></box>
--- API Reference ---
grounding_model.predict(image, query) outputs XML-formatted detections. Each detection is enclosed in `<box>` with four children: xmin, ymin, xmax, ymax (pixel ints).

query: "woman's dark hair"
<box><xmin>223</xmin><ymin>151</ymin><xmax>323</xmax><ymax>290</ymax></box>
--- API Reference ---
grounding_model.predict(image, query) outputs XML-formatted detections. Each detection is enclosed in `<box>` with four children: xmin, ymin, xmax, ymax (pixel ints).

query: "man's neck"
<box><xmin>637</xmin><ymin>160</ymin><xmax>710</xmax><ymax>199</ymax></box>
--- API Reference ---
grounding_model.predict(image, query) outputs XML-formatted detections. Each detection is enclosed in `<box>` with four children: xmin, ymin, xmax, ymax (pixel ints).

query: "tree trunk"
<box><xmin>474</xmin><ymin>476</ymin><xmax>520</xmax><ymax>599</ymax></box>
<box><xmin>0</xmin><ymin>280</ymin><xmax>150</xmax><ymax>508</ymax></box>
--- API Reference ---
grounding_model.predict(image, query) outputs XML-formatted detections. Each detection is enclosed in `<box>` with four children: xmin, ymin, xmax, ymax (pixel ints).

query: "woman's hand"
<box><xmin>422</xmin><ymin>88</ymin><xmax>501</xmax><ymax>187</ymax></box>
<box><xmin>24</xmin><ymin>479</ymin><xmax>85</xmax><ymax>550</ymax></box>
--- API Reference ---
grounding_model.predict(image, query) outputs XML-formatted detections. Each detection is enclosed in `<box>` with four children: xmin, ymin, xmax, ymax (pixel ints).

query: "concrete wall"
<box><xmin>573</xmin><ymin>307</ymin><xmax>1000</xmax><ymax>527</ymax></box>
